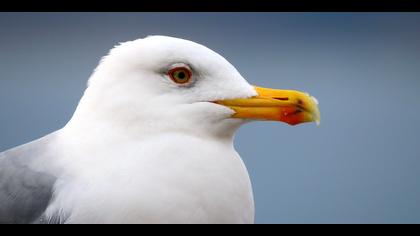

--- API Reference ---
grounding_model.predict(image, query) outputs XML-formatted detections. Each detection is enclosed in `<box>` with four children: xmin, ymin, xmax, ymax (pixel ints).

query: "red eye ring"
<box><xmin>168</xmin><ymin>67</ymin><xmax>193</xmax><ymax>84</ymax></box>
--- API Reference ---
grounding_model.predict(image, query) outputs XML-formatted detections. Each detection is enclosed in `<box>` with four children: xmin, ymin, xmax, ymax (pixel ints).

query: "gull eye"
<box><xmin>168</xmin><ymin>67</ymin><xmax>192</xmax><ymax>84</ymax></box>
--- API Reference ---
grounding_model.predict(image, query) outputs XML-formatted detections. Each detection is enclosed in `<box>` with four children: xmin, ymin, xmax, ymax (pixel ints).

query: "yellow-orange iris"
<box><xmin>169</xmin><ymin>67</ymin><xmax>192</xmax><ymax>84</ymax></box>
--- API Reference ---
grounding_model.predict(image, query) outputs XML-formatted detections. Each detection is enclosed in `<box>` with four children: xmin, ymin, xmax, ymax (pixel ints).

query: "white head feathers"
<box><xmin>66</xmin><ymin>36</ymin><xmax>257</xmax><ymax>139</ymax></box>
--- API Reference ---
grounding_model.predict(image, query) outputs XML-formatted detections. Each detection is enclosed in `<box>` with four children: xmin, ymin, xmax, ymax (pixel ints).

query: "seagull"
<box><xmin>0</xmin><ymin>36</ymin><xmax>320</xmax><ymax>224</ymax></box>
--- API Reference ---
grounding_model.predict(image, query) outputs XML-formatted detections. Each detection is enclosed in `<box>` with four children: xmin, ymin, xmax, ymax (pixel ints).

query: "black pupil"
<box><xmin>177</xmin><ymin>71</ymin><xmax>186</xmax><ymax>80</ymax></box>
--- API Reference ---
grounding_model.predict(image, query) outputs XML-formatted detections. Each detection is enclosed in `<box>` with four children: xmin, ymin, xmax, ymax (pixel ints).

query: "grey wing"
<box><xmin>0</xmin><ymin>141</ymin><xmax>57</xmax><ymax>224</ymax></box>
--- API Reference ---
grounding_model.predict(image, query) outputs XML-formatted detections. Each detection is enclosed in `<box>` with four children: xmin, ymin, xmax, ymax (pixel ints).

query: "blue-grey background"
<box><xmin>1</xmin><ymin>13</ymin><xmax>419</xmax><ymax>224</ymax></box>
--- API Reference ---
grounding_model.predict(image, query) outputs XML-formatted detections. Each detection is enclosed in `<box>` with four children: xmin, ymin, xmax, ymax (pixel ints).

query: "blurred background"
<box><xmin>0</xmin><ymin>13</ymin><xmax>419</xmax><ymax>223</ymax></box>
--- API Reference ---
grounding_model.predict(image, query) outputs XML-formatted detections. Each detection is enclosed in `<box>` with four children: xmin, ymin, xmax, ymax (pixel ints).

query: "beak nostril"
<box><xmin>274</xmin><ymin>97</ymin><xmax>289</xmax><ymax>101</ymax></box>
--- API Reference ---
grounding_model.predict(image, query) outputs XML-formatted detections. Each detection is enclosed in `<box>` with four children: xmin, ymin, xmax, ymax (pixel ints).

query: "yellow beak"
<box><xmin>215</xmin><ymin>86</ymin><xmax>320</xmax><ymax>126</ymax></box>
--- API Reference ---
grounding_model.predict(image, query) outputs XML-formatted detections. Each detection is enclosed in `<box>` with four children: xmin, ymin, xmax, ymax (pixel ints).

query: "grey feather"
<box><xmin>0</xmin><ymin>136</ymin><xmax>58</xmax><ymax>224</ymax></box>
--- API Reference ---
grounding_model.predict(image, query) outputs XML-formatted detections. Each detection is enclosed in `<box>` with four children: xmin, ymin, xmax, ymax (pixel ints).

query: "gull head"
<box><xmin>69</xmin><ymin>36</ymin><xmax>320</xmax><ymax>139</ymax></box>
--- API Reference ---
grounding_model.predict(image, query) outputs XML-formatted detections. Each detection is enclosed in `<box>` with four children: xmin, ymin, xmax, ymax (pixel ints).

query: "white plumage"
<box><xmin>0</xmin><ymin>35</ymin><xmax>320</xmax><ymax>224</ymax></box>
<box><xmin>47</xmin><ymin>36</ymin><xmax>257</xmax><ymax>223</ymax></box>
